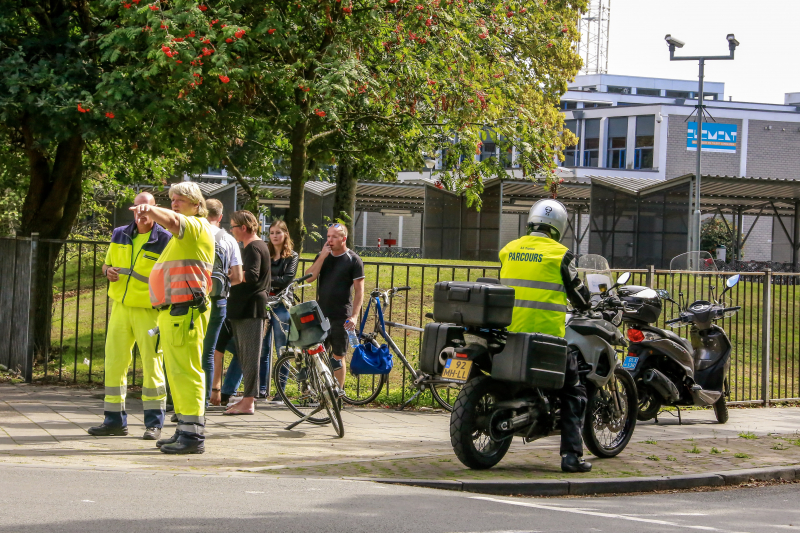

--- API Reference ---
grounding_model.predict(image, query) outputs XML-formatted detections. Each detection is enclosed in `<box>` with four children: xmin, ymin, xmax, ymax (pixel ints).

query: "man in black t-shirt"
<box><xmin>305</xmin><ymin>223</ymin><xmax>365</xmax><ymax>388</ymax></box>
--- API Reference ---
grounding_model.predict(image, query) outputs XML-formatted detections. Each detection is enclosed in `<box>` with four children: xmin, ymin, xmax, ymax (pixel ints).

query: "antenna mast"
<box><xmin>577</xmin><ymin>0</ymin><xmax>611</xmax><ymax>75</ymax></box>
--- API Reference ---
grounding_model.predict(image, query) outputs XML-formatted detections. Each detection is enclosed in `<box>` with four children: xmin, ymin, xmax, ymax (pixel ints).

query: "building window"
<box><xmin>666</xmin><ymin>90</ymin><xmax>691</xmax><ymax>99</ymax></box>
<box><xmin>606</xmin><ymin>117</ymin><xmax>628</xmax><ymax>169</ymax></box>
<box><xmin>207</xmin><ymin>167</ymin><xmax>224</xmax><ymax>175</ymax></box>
<box><xmin>608</xmin><ymin>86</ymin><xmax>631</xmax><ymax>94</ymax></box>
<box><xmin>634</xmin><ymin>115</ymin><xmax>655</xmax><ymax>169</ymax></box>
<box><xmin>585</xmin><ymin>102</ymin><xmax>612</xmax><ymax>108</ymax></box>
<box><xmin>703</xmin><ymin>93</ymin><xmax>718</xmax><ymax>101</ymax></box>
<box><xmin>561</xmin><ymin>119</ymin><xmax>579</xmax><ymax>167</ymax></box>
<box><xmin>582</xmin><ymin>118</ymin><xmax>600</xmax><ymax>167</ymax></box>
<box><xmin>636</xmin><ymin>88</ymin><xmax>661</xmax><ymax>96</ymax></box>
<box><xmin>561</xmin><ymin>100</ymin><xmax>579</xmax><ymax>110</ymax></box>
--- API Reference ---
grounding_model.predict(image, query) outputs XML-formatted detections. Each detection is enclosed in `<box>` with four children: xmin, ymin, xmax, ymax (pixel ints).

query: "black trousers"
<box><xmin>560</xmin><ymin>349</ymin><xmax>587</xmax><ymax>456</ymax></box>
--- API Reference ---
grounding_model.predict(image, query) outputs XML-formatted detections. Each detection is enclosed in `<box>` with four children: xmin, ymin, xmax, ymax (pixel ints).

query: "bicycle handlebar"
<box><xmin>296</xmin><ymin>273</ymin><xmax>312</xmax><ymax>283</ymax></box>
<box><xmin>395</xmin><ymin>286</ymin><xmax>411</xmax><ymax>292</ymax></box>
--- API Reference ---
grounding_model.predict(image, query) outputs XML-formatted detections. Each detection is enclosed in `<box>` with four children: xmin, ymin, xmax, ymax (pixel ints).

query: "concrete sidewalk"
<box><xmin>0</xmin><ymin>383</ymin><xmax>798</xmax><ymax>480</ymax></box>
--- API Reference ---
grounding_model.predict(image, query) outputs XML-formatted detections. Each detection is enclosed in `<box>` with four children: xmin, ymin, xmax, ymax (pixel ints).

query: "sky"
<box><xmin>603</xmin><ymin>0</ymin><xmax>799</xmax><ymax>104</ymax></box>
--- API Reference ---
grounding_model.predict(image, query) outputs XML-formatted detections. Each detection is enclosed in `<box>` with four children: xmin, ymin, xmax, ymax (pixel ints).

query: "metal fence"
<box><xmin>2</xmin><ymin>235</ymin><xmax>799</xmax><ymax>407</ymax></box>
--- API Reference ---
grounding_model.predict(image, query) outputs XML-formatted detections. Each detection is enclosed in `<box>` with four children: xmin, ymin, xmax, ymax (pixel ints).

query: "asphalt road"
<box><xmin>1</xmin><ymin>464</ymin><xmax>799</xmax><ymax>533</ymax></box>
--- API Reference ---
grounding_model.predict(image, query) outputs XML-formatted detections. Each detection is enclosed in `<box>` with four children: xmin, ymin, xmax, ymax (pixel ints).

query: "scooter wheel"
<box><xmin>450</xmin><ymin>376</ymin><xmax>512</xmax><ymax>470</ymax></box>
<box><xmin>713</xmin><ymin>394</ymin><xmax>728</xmax><ymax>424</ymax></box>
<box><xmin>637</xmin><ymin>384</ymin><xmax>662</xmax><ymax>422</ymax></box>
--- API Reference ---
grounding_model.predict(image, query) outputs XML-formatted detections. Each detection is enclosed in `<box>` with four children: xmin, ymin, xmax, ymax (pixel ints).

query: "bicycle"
<box><xmin>339</xmin><ymin>286</ymin><xmax>464</xmax><ymax>411</ymax></box>
<box><xmin>269</xmin><ymin>274</ymin><xmax>344</xmax><ymax>438</ymax></box>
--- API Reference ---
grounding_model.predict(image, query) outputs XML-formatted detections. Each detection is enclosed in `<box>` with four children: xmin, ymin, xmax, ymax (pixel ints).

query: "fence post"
<box><xmin>761</xmin><ymin>268</ymin><xmax>772</xmax><ymax>407</ymax></box>
<box><xmin>25</xmin><ymin>233</ymin><xmax>39</xmax><ymax>383</ymax></box>
<box><xmin>646</xmin><ymin>265</ymin><xmax>655</xmax><ymax>288</ymax></box>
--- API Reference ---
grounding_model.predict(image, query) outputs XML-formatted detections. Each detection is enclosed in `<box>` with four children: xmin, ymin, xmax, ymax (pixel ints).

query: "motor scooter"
<box><xmin>621</xmin><ymin>252</ymin><xmax>741</xmax><ymax>423</ymax></box>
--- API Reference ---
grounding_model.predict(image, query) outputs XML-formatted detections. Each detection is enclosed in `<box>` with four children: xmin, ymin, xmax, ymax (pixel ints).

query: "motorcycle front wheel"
<box><xmin>583</xmin><ymin>367</ymin><xmax>638</xmax><ymax>458</ymax></box>
<box><xmin>450</xmin><ymin>376</ymin><xmax>512</xmax><ymax>470</ymax></box>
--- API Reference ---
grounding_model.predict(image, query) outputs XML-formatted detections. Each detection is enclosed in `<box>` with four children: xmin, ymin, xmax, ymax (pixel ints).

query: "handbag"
<box><xmin>350</xmin><ymin>342</ymin><xmax>393</xmax><ymax>375</ymax></box>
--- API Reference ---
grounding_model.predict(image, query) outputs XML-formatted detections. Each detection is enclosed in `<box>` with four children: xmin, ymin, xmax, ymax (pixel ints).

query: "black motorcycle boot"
<box><xmin>87</xmin><ymin>424</ymin><xmax>128</xmax><ymax>437</ymax></box>
<box><xmin>561</xmin><ymin>453</ymin><xmax>592</xmax><ymax>473</ymax></box>
<box><xmin>160</xmin><ymin>434</ymin><xmax>205</xmax><ymax>455</ymax></box>
<box><xmin>156</xmin><ymin>429</ymin><xmax>179</xmax><ymax>449</ymax></box>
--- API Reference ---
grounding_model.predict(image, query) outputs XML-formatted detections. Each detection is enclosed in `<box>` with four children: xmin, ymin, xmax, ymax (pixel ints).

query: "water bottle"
<box><xmin>345</xmin><ymin>320</ymin><xmax>359</xmax><ymax>348</ymax></box>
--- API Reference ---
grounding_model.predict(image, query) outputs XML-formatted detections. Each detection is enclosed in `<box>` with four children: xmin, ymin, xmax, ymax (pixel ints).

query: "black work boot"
<box><xmin>561</xmin><ymin>453</ymin><xmax>592</xmax><ymax>473</ymax></box>
<box><xmin>156</xmin><ymin>429</ymin><xmax>179</xmax><ymax>449</ymax></box>
<box><xmin>160</xmin><ymin>434</ymin><xmax>205</xmax><ymax>455</ymax></box>
<box><xmin>88</xmin><ymin>424</ymin><xmax>128</xmax><ymax>437</ymax></box>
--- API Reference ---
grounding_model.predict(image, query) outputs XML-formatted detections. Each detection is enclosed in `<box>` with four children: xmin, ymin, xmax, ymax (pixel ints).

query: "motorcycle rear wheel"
<box><xmin>637</xmin><ymin>383</ymin><xmax>662</xmax><ymax>422</ymax></box>
<box><xmin>450</xmin><ymin>376</ymin><xmax>512</xmax><ymax>470</ymax></box>
<box><xmin>583</xmin><ymin>367</ymin><xmax>638</xmax><ymax>458</ymax></box>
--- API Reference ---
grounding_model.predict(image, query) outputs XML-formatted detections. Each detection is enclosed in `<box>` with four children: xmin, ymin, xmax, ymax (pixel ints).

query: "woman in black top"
<box><xmin>224</xmin><ymin>210</ymin><xmax>271</xmax><ymax>415</ymax></box>
<box><xmin>259</xmin><ymin>220</ymin><xmax>299</xmax><ymax>402</ymax></box>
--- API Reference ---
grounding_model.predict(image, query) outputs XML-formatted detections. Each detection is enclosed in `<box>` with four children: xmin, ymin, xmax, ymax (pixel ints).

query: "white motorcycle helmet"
<box><xmin>527</xmin><ymin>199</ymin><xmax>569</xmax><ymax>242</ymax></box>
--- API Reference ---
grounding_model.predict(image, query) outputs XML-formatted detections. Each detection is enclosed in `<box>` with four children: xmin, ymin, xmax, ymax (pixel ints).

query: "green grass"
<box><xmin>734</xmin><ymin>453</ymin><xmax>751</xmax><ymax>459</ymax></box>
<box><xmin>739</xmin><ymin>431</ymin><xmax>759</xmax><ymax>440</ymax></box>
<box><xmin>710</xmin><ymin>447</ymin><xmax>721</xmax><ymax>454</ymax></box>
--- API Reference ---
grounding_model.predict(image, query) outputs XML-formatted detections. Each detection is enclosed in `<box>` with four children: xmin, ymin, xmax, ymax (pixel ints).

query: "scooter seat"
<box><xmin>642</xmin><ymin>325</ymin><xmax>693</xmax><ymax>353</ymax></box>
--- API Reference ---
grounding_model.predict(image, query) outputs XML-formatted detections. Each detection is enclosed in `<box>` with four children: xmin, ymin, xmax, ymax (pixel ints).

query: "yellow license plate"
<box><xmin>441</xmin><ymin>358</ymin><xmax>472</xmax><ymax>383</ymax></box>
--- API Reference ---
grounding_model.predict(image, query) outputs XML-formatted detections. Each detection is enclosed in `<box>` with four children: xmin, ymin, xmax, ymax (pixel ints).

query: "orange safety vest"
<box><xmin>149</xmin><ymin>215</ymin><xmax>214</xmax><ymax>308</ymax></box>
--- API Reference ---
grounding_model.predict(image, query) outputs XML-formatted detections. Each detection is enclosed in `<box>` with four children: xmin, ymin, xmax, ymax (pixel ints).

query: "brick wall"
<box><xmin>665</xmin><ymin>115</ymin><xmax>743</xmax><ymax>179</ymax></box>
<box><xmin>746</xmin><ymin>120</ymin><xmax>800</xmax><ymax>179</ymax></box>
<box><xmin>353</xmin><ymin>211</ymin><xmax>421</xmax><ymax>248</ymax></box>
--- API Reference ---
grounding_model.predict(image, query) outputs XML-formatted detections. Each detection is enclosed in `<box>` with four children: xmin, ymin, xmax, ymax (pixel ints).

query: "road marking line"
<box><xmin>470</xmin><ymin>497</ymin><xmax>747</xmax><ymax>533</ymax></box>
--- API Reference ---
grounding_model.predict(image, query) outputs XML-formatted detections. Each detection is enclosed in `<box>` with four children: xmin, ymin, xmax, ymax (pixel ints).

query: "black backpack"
<box><xmin>210</xmin><ymin>229</ymin><xmax>232</xmax><ymax>300</ymax></box>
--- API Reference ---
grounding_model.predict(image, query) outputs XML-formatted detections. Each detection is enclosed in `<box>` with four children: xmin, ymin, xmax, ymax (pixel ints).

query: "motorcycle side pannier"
<box><xmin>432</xmin><ymin>281</ymin><xmax>515</xmax><ymax>328</ymax></box>
<box><xmin>491</xmin><ymin>332</ymin><xmax>568</xmax><ymax>389</ymax></box>
<box><xmin>419</xmin><ymin>322</ymin><xmax>465</xmax><ymax>375</ymax></box>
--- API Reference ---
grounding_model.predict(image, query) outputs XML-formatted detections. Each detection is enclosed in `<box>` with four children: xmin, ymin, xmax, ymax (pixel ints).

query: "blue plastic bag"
<box><xmin>350</xmin><ymin>342</ymin><xmax>393</xmax><ymax>375</ymax></box>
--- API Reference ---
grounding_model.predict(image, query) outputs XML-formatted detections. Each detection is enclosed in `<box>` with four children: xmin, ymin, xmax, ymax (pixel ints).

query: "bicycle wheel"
<box><xmin>430</xmin><ymin>381</ymin><xmax>465</xmax><ymax>412</ymax></box>
<box><xmin>313</xmin><ymin>361</ymin><xmax>344</xmax><ymax>438</ymax></box>
<box><xmin>273</xmin><ymin>354</ymin><xmax>330</xmax><ymax>425</ymax></box>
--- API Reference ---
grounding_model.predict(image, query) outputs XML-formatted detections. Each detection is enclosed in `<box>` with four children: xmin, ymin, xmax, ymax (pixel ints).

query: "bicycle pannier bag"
<box><xmin>288</xmin><ymin>301</ymin><xmax>330</xmax><ymax>347</ymax></box>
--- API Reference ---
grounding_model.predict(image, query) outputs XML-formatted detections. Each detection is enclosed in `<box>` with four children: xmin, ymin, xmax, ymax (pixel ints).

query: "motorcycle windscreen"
<box><xmin>576</xmin><ymin>254</ymin><xmax>614</xmax><ymax>295</ymax></box>
<box><xmin>669</xmin><ymin>251</ymin><xmax>717</xmax><ymax>273</ymax></box>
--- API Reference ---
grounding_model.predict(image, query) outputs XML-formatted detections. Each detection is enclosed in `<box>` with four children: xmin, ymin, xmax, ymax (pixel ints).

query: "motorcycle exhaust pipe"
<box><xmin>642</xmin><ymin>368</ymin><xmax>680</xmax><ymax>402</ymax></box>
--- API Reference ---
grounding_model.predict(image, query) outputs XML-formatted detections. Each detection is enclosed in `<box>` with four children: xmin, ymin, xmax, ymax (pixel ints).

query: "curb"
<box><xmin>349</xmin><ymin>465</ymin><xmax>800</xmax><ymax>496</ymax></box>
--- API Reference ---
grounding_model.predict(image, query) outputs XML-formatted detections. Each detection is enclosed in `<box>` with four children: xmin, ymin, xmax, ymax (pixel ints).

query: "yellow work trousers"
<box><xmin>158</xmin><ymin>306</ymin><xmax>209</xmax><ymax>438</ymax></box>
<box><xmin>103</xmin><ymin>301</ymin><xmax>166</xmax><ymax>428</ymax></box>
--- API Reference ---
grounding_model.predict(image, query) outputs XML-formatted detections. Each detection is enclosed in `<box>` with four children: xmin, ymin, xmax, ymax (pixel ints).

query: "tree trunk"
<box><xmin>285</xmin><ymin>121</ymin><xmax>309</xmax><ymax>253</ymax></box>
<box><xmin>332</xmin><ymin>160</ymin><xmax>357</xmax><ymax>246</ymax></box>
<box><xmin>19</xmin><ymin>124</ymin><xmax>85</xmax><ymax>363</ymax></box>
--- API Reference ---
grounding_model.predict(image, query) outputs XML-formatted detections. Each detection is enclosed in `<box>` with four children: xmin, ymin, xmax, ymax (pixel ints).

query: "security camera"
<box><xmin>726</xmin><ymin>34</ymin><xmax>740</xmax><ymax>48</ymax></box>
<box><xmin>664</xmin><ymin>34</ymin><xmax>685</xmax><ymax>48</ymax></box>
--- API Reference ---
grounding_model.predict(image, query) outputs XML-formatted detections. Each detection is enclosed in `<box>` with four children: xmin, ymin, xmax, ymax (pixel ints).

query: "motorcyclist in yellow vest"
<box><xmin>499</xmin><ymin>199</ymin><xmax>593</xmax><ymax>473</ymax></box>
<box><xmin>129</xmin><ymin>182</ymin><xmax>215</xmax><ymax>455</ymax></box>
<box><xmin>88</xmin><ymin>192</ymin><xmax>172</xmax><ymax>440</ymax></box>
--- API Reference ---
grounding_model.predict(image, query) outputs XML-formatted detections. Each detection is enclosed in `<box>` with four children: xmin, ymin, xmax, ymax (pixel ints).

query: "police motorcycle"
<box><xmin>428</xmin><ymin>254</ymin><xmax>638</xmax><ymax>469</ymax></box>
<box><xmin>621</xmin><ymin>251</ymin><xmax>740</xmax><ymax>424</ymax></box>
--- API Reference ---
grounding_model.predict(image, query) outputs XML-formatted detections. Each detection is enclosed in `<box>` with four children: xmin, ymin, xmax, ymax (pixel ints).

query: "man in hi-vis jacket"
<box><xmin>88</xmin><ymin>191</ymin><xmax>171</xmax><ymax>440</ymax></box>
<box><xmin>499</xmin><ymin>198</ymin><xmax>593</xmax><ymax>473</ymax></box>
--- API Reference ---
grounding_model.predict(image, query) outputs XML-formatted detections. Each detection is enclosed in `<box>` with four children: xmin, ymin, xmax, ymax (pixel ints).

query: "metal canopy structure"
<box><xmin>590</xmin><ymin>174</ymin><xmax>800</xmax><ymax>269</ymax></box>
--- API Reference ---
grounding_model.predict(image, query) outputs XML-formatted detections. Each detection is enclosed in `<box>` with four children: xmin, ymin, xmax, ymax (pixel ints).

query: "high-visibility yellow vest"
<box><xmin>149</xmin><ymin>215</ymin><xmax>214</xmax><ymax>308</ymax></box>
<box><xmin>499</xmin><ymin>235</ymin><xmax>569</xmax><ymax>338</ymax></box>
<box><xmin>105</xmin><ymin>222</ymin><xmax>172</xmax><ymax>308</ymax></box>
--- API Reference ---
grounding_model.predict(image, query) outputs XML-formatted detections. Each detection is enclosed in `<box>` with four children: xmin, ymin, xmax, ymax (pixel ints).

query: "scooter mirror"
<box><xmin>655</xmin><ymin>289</ymin><xmax>671</xmax><ymax>300</ymax></box>
<box><xmin>726</xmin><ymin>274</ymin><xmax>740</xmax><ymax>289</ymax></box>
<box><xmin>616</xmin><ymin>272</ymin><xmax>631</xmax><ymax>286</ymax></box>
